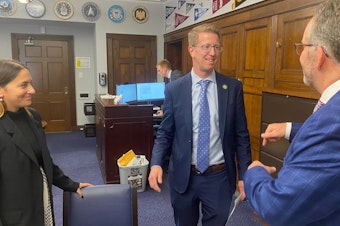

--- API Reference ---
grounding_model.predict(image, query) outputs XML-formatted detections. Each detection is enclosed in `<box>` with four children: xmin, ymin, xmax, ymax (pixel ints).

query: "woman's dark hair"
<box><xmin>0</xmin><ymin>59</ymin><xmax>28</xmax><ymax>87</ymax></box>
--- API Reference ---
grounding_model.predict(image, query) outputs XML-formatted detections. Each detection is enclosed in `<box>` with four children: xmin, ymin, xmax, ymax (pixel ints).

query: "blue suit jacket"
<box><xmin>151</xmin><ymin>72</ymin><xmax>251</xmax><ymax>194</ymax></box>
<box><xmin>244</xmin><ymin>92</ymin><xmax>340</xmax><ymax>226</ymax></box>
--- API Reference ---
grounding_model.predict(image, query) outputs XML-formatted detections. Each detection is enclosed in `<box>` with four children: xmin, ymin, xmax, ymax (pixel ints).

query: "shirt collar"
<box><xmin>320</xmin><ymin>79</ymin><xmax>340</xmax><ymax>104</ymax></box>
<box><xmin>190</xmin><ymin>69</ymin><xmax>216</xmax><ymax>85</ymax></box>
<box><xmin>167</xmin><ymin>70</ymin><xmax>172</xmax><ymax>79</ymax></box>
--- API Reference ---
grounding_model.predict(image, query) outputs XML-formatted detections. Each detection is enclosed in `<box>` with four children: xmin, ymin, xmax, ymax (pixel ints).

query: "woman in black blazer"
<box><xmin>0</xmin><ymin>59</ymin><xmax>91</xmax><ymax>226</ymax></box>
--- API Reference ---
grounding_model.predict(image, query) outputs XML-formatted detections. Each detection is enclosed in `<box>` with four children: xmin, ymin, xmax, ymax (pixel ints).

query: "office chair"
<box><xmin>63</xmin><ymin>184</ymin><xmax>138</xmax><ymax>226</ymax></box>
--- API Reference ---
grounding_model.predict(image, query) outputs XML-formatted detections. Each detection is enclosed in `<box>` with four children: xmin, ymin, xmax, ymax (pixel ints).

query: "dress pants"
<box><xmin>170</xmin><ymin>168</ymin><xmax>232</xmax><ymax>226</ymax></box>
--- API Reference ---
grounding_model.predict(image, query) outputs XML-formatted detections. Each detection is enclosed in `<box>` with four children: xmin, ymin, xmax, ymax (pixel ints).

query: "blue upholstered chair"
<box><xmin>63</xmin><ymin>184</ymin><xmax>138</xmax><ymax>226</ymax></box>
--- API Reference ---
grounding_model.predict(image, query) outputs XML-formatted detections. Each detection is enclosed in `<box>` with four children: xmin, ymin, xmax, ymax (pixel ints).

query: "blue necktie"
<box><xmin>197</xmin><ymin>80</ymin><xmax>211</xmax><ymax>173</ymax></box>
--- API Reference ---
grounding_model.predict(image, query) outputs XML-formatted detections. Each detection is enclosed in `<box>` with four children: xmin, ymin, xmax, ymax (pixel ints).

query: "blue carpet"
<box><xmin>47</xmin><ymin>131</ymin><xmax>262</xmax><ymax>226</ymax></box>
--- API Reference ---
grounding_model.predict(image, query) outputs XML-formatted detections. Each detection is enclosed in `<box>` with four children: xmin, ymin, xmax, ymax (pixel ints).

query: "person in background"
<box><xmin>155</xmin><ymin>59</ymin><xmax>183</xmax><ymax>116</ymax></box>
<box><xmin>0</xmin><ymin>59</ymin><xmax>92</xmax><ymax>226</ymax></box>
<box><xmin>149</xmin><ymin>23</ymin><xmax>251</xmax><ymax>226</ymax></box>
<box><xmin>244</xmin><ymin>0</ymin><xmax>340</xmax><ymax>225</ymax></box>
<box><xmin>156</xmin><ymin>59</ymin><xmax>183</xmax><ymax>83</ymax></box>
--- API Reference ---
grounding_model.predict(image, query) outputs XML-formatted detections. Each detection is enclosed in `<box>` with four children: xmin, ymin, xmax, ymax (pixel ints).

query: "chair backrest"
<box><xmin>63</xmin><ymin>184</ymin><xmax>138</xmax><ymax>226</ymax></box>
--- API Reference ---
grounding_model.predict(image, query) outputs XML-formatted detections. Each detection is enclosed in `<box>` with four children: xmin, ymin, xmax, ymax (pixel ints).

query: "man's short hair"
<box><xmin>157</xmin><ymin>59</ymin><xmax>171</xmax><ymax>69</ymax></box>
<box><xmin>188</xmin><ymin>23</ymin><xmax>221</xmax><ymax>46</ymax></box>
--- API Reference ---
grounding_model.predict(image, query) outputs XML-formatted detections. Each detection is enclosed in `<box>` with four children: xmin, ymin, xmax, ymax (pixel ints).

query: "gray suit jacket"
<box><xmin>169</xmin><ymin>70</ymin><xmax>183</xmax><ymax>82</ymax></box>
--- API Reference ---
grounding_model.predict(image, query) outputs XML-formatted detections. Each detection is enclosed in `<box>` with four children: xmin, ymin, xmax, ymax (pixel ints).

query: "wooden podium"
<box><xmin>95</xmin><ymin>95</ymin><xmax>153</xmax><ymax>184</ymax></box>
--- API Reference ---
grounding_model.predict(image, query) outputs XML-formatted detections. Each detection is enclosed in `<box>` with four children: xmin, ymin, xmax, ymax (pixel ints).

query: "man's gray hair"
<box><xmin>310</xmin><ymin>0</ymin><xmax>340</xmax><ymax>62</ymax></box>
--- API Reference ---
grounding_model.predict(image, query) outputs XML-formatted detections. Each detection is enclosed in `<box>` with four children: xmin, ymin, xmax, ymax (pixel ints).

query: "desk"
<box><xmin>95</xmin><ymin>95</ymin><xmax>154</xmax><ymax>184</ymax></box>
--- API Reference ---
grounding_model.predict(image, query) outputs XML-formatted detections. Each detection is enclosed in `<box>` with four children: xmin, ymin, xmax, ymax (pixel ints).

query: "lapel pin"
<box><xmin>223</xmin><ymin>84</ymin><xmax>228</xmax><ymax>90</ymax></box>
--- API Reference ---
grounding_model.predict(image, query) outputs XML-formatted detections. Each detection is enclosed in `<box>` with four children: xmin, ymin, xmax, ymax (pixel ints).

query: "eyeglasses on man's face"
<box><xmin>193</xmin><ymin>44</ymin><xmax>223</xmax><ymax>53</ymax></box>
<box><xmin>294</xmin><ymin>43</ymin><xmax>329</xmax><ymax>57</ymax></box>
<box><xmin>293</xmin><ymin>43</ymin><xmax>316</xmax><ymax>56</ymax></box>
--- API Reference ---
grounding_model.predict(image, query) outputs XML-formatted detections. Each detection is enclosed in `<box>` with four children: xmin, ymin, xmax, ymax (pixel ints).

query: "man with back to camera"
<box><xmin>149</xmin><ymin>23</ymin><xmax>251</xmax><ymax>226</ymax></box>
<box><xmin>155</xmin><ymin>59</ymin><xmax>183</xmax><ymax>116</ymax></box>
<box><xmin>156</xmin><ymin>59</ymin><xmax>183</xmax><ymax>83</ymax></box>
<box><xmin>244</xmin><ymin>0</ymin><xmax>340</xmax><ymax>225</ymax></box>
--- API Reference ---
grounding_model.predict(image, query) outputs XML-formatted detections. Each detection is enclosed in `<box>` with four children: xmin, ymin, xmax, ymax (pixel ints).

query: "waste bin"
<box><xmin>117</xmin><ymin>155</ymin><xmax>149</xmax><ymax>192</ymax></box>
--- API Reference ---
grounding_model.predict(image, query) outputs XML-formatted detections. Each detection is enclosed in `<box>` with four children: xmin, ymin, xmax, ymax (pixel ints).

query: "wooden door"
<box><xmin>11</xmin><ymin>34</ymin><xmax>76</xmax><ymax>132</ymax></box>
<box><xmin>106</xmin><ymin>34</ymin><xmax>157</xmax><ymax>94</ymax></box>
<box><xmin>164</xmin><ymin>40</ymin><xmax>182</xmax><ymax>78</ymax></box>
<box><xmin>164</xmin><ymin>37</ymin><xmax>191</xmax><ymax>76</ymax></box>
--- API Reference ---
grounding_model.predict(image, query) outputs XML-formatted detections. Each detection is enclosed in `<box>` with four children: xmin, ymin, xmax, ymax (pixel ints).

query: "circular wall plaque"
<box><xmin>82</xmin><ymin>2</ymin><xmax>100</xmax><ymax>22</ymax></box>
<box><xmin>25</xmin><ymin>0</ymin><xmax>46</xmax><ymax>18</ymax></box>
<box><xmin>108</xmin><ymin>5</ymin><xmax>125</xmax><ymax>23</ymax></box>
<box><xmin>132</xmin><ymin>6</ymin><xmax>149</xmax><ymax>24</ymax></box>
<box><xmin>0</xmin><ymin>0</ymin><xmax>17</xmax><ymax>16</ymax></box>
<box><xmin>54</xmin><ymin>0</ymin><xmax>74</xmax><ymax>20</ymax></box>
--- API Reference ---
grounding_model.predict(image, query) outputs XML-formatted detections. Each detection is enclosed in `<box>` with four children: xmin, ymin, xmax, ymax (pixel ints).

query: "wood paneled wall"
<box><xmin>164</xmin><ymin>0</ymin><xmax>324</xmax><ymax>160</ymax></box>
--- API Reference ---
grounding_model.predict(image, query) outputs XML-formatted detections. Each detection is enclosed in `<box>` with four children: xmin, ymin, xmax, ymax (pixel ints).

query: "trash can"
<box><xmin>117</xmin><ymin>155</ymin><xmax>149</xmax><ymax>192</ymax></box>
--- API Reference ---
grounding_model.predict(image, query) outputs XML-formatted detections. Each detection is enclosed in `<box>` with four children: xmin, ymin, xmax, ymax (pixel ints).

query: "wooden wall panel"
<box><xmin>164</xmin><ymin>0</ymin><xmax>323</xmax><ymax>160</ymax></box>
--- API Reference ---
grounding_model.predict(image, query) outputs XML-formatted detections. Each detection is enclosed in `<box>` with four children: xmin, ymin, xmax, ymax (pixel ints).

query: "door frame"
<box><xmin>11</xmin><ymin>33</ymin><xmax>77</xmax><ymax>131</ymax></box>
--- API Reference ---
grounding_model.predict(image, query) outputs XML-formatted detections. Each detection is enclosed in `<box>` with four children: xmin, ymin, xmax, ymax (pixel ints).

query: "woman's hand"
<box><xmin>76</xmin><ymin>183</ymin><xmax>92</xmax><ymax>198</ymax></box>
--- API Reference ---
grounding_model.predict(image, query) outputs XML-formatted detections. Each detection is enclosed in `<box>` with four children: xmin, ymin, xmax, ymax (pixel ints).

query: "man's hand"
<box><xmin>148</xmin><ymin>166</ymin><xmax>163</xmax><ymax>192</ymax></box>
<box><xmin>261</xmin><ymin>123</ymin><xmax>287</xmax><ymax>146</ymax></box>
<box><xmin>237</xmin><ymin>180</ymin><xmax>246</xmax><ymax>200</ymax></box>
<box><xmin>248</xmin><ymin>160</ymin><xmax>276</xmax><ymax>174</ymax></box>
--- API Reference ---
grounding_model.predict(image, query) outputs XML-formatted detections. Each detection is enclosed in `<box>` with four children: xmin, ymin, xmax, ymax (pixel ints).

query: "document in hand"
<box><xmin>226</xmin><ymin>193</ymin><xmax>242</xmax><ymax>225</ymax></box>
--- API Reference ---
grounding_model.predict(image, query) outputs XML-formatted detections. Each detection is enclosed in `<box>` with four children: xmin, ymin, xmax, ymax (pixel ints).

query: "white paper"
<box><xmin>226</xmin><ymin>193</ymin><xmax>242</xmax><ymax>225</ymax></box>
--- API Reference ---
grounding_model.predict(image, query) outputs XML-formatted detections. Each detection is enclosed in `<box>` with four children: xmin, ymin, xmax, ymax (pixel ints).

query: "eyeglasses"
<box><xmin>294</xmin><ymin>43</ymin><xmax>329</xmax><ymax>57</ymax></box>
<box><xmin>193</xmin><ymin>44</ymin><xmax>223</xmax><ymax>53</ymax></box>
<box><xmin>293</xmin><ymin>43</ymin><xmax>316</xmax><ymax>56</ymax></box>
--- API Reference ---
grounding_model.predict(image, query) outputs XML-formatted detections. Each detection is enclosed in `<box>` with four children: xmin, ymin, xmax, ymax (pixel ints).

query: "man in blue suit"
<box><xmin>149</xmin><ymin>23</ymin><xmax>251</xmax><ymax>226</ymax></box>
<box><xmin>244</xmin><ymin>0</ymin><xmax>340</xmax><ymax>225</ymax></box>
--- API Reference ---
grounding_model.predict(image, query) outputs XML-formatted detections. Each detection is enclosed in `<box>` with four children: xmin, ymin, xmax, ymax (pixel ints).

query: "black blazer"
<box><xmin>0</xmin><ymin>108</ymin><xmax>78</xmax><ymax>226</ymax></box>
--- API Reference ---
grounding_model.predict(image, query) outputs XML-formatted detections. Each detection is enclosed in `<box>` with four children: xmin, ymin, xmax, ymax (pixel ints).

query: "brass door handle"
<box><xmin>64</xmin><ymin>86</ymin><xmax>68</xmax><ymax>95</ymax></box>
<box><xmin>276</xmin><ymin>41</ymin><xmax>281</xmax><ymax>48</ymax></box>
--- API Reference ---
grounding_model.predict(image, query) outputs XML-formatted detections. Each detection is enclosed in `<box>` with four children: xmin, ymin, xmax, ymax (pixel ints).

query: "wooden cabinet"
<box><xmin>274</xmin><ymin>7</ymin><xmax>317</xmax><ymax>94</ymax></box>
<box><xmin>218</xmin><ymin>24</ymin><xmax>241</xmax><ymax>78</ymax></box>
<box><xmin>260</xmin><ymin>92</ymin><xmax>316</xmax><ymax>177</ymax></box>
<box><xmin>95</xmin><ymin>95</ymin><xmax>153</xmax><ymax>184</ymax></box>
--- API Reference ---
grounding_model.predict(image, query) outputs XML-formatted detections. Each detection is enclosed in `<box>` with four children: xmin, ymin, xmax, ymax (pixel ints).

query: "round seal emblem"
<box><xmin>132</xmin><ymin>6</ymin><xmax>149</xmax><ymax>24</ymax></box>
<box><xmin>108</xmin><ymin>5</ymin><xmax>125</xmax><ymax>23</ymax></box>
<box><xmin>54</xmin><ymin>0</ymin><xmax>74</xmax><ymax>20</ymax></box>
<box><xmin>25</xmin><ymin>0</ymin><xmax>46</xmax><ymax>18</ymax></box>
<box><xmin>82</xmin><ymin>2</ymin><xmax>100</xmax><ymax>22</ymax></box>
<box><xmin>0</xmin><ymin>0</ymin><xmax>17</xmax><ymax>17</ymax></box>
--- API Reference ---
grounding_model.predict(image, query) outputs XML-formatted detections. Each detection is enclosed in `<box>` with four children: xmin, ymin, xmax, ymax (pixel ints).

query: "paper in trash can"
<box><xmin>117</xmin><ymin>149</ymin><xmax>136</xmax><ymax>166</ymax></box>
<box><xmin>117</xmin><ymin>155</ymin><xmax>149</xmax><ymax>192</ymax></box>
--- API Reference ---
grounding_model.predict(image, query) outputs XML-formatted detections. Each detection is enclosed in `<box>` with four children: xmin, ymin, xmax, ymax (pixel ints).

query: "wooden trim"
<box><xmin>164</xmin><ymin>0</ymin><xmax>323</xmax><ymax>42</ymax></box>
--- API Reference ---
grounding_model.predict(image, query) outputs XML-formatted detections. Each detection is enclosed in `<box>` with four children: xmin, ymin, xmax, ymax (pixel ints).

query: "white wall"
<box><xmin>0</xmin><ymin>0</ymin><xmax>164</xmax><ymax>126</ymax></box>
